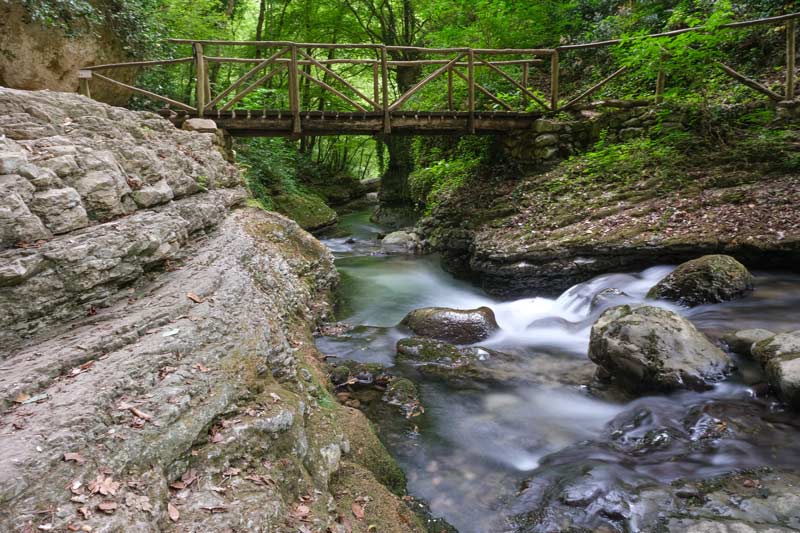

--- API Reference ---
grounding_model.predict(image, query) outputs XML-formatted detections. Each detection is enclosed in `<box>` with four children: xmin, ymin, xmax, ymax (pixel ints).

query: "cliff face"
<box><xmin>0</xmin><ymin>89</ymin><xmax>421</xmax><ymax>532</ymax></box>
<box><xmin>0</xmin><ymin>2</ymin><xmax>134</xmax><ymax>105</ymax></box>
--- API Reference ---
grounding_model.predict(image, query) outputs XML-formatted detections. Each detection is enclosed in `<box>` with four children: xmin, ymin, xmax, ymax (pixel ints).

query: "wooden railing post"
<box><xmin>193</xmin><ymin>42</ymin><xmax>207</xmax><ymax>116</ymax></box>
<box><xmin>78</xmin><ymin>70</ymin><xmax>92</xmax><ymax>98</ymax></box>
<box><xmin>447</xmin><ymin>65</ymin><xmax>454</xmax><ymax>111</ymax></box>
<box><xmin>381</xmin><ymin>46</ymin><xmax>391</xmax><ymax>134</ymax></box>
<box><xmin>521</xmin><ymin>62</ymin><xmax>529</xmax><ymax>109</ymax></box>
<box><xmin>467</xmin><ymin>48</ymin><xmax>475</xmax><ymax>133</ymax></box>
<box><xmin>655</xmin><ymin>69</ymin><xmax>666</xmax><ymax>103</ymax></box>
<box><xmin>788</xmin><ymin>19</ymin><xmax>797</xmax><ymax>100</ymax></box>
<box><xmin>288</xmin><ymin>44</ymin><xmax>301</xmax><ymax>135</ymax></box>
<box><xmin>373</xmin><ymin>62</ymin><xmax>380</xmax><ymax>111</ymax></box>
<box><xmin>550</xmin><ymin>50</ymin><xmax>560</xmax><ymax>112</ymax></box>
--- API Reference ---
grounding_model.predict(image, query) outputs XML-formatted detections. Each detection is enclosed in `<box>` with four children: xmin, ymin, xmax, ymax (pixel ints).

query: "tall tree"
<box><xmin>341</xmin><ymin>0</ymin><xmax>425</xmax><ymax>225</ymax></box>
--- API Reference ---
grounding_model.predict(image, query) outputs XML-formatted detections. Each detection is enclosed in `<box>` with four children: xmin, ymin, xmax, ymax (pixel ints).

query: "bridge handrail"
<box><xmin>78</xmin><ymin>11</ymin><xmax>799</xmax><ymax>135</ymax></box>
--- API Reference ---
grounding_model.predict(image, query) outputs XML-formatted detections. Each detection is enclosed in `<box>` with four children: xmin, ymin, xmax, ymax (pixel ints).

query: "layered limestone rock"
<box><xmin>0</xmin><ymin>89</ymin><xmax>423</xmax><ymax>532</ymax></box>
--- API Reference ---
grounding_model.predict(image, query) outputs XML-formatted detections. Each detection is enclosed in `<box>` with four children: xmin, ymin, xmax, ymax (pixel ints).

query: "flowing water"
<box><xmin>316</xmin><ymin>209</ymin><xmax>800</xmax><ymax>532</ymax></box>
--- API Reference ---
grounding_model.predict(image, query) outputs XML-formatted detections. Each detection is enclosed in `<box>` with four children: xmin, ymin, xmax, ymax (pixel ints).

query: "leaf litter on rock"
<box><xmin>88</xmin><ymin>475</ymin><xmax>120</xmax><ymax>496</ymax></box>
<box><xmin>63</xmin><ymin>452</ymin><xmax>85</xmax><ymax>464</ymax></box>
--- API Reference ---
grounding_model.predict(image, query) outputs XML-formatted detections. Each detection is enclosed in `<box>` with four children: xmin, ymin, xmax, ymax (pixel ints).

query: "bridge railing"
<box><xmin>78</xmin><ymin>11</ymin><xmax>798</xmax><ymax>135</ymax></box>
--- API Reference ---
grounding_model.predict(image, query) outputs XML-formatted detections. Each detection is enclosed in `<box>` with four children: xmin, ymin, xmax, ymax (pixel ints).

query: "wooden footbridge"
<box><xmin>78</xmin><ymin>12</ymin><xmax>799</xmax><ymax>137</ymax></box>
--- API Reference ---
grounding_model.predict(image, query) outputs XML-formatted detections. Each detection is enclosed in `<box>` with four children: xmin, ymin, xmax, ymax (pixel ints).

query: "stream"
<box><xmin>316</xmin><ymin>209</ymin><xmax>800</xmax><ymax>532</ymax></box>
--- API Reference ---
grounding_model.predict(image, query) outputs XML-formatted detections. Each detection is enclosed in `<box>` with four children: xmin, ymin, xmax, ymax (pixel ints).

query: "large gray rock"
<box><xmin>647</xmin><ymin>255</ymin><xmax>754</xmax><ymax>307</ymax></box>
<box><xmin>0</xmin><ymin>87</ymin><xmax>241</xmax><ymax>249</ymax></box>
<box><xmin>381</xmin><ymin>230</ymin><xmax>421</xmax><ymax>253</ymax></box>
<box><xmin>28</xmin><ymin>187</ymin><xmax>89</xmax><ymax>234</ymax></box>
<box><xmin>0</xmin><ymin>89</ymin><xmax>418</xmax><ymax>533</ymax></box>
<box><xmin>752</xmin><ymin>331</ymin><xmax>800</xmax><ymax>408</ymax></box>
<box><xmin>721</xmin><ymin>328</ymin><xmax>774</xmax><ymax>356</ymax></box>
<box><xmin>589</xmin><ymin>305</ymin><xmax>732</xmax><ymax>393</ymax></box>
<box><xmin>400</xmin><ymin>306</ymin><xmax>500</xmax><ymax>344</ymax></box>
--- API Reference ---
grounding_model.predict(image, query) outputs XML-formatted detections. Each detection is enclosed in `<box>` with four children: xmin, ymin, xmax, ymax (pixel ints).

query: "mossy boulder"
<box><xmin>646</xmin><ymin>255</ymin><xmax>754</xmax><ymax>307</ymax></box>
<box><xmin>396</xmin><ymin>337</ymin><xmax>508</xmax><ymax>382</ymax></box>
<box><xmin>721</xmin><ymin>328</ymin><xmax>774</xmax><ymax>357</ymax></box>
<box><xmin>272</xmin><ymin>190</ymin><xmax>337</xmax><ymax>232</ymax></box>
<box><xmin>588</xmin><ymin>305</ymin><xmax>732</xmax><ymax>393</ymax></box>
<box><xmin>400</xmin><ymin>306</ymin><xmax>500</xmax><ymax>344</ymax></box>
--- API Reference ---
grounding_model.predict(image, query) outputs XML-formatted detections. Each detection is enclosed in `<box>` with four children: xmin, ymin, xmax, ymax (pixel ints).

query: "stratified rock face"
<box><xmin>752</xmin><ymin>331</ymin><xmax>800</xmax><ymax>408</ymax></box>
<box><xmin>588</xmin><ymin>305</ymin><xmax>732</xmax><ymax>393</ymax></box>
<box><xmin>0</xmin><ymin>90</ymin><xmax>423</xmax><ymax>532</ymax></box>
<box><xmin>646</xmin><ymin>255</ymin><xmax>754</xmax><ymax>306</ymax></box>
<box><xmin>0</xmin><ymin>88</ymin><xmax>241</xmax><ymax>347</ymax></box>
<box><xmin>400</xmin><ymin>306</ymin><xmax>500</xmax><ymax>344</ymax></box>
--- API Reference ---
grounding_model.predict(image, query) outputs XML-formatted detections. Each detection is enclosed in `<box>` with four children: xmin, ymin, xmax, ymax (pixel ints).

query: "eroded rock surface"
<box><xmin>589</xmin><ymin>305</ymin><xmax>732</xmax><ymax>393</ymax></box>
<box><xmin>0</xmin><ymin>89</ymin><xmax>424</xmax><ymax>532</ymax></box>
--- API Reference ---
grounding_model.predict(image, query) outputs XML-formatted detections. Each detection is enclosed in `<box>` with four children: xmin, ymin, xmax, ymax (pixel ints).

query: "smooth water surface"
<box><xmin>316</xmin><ymin>209</ymin><xmax>800</xmax><ymax>532</ymax></box>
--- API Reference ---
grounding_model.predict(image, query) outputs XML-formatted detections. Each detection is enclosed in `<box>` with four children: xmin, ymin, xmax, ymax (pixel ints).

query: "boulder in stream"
<box><xmin>400</xmin><ymin>306</ymin><xmax>500</xmax><ymax>344</ymax></box>
<box><xmin>381</xmin><ymin>230</ymin><xmax>422</xmax><ymax>253</ymax></box>
<box><xmin>588</xmin><ymin>305</ymin><xmax>732</xmax><ymax>393</ymax></box>
<box><xmin>752</xmin><ymin>330</ymin><xmax>800</xmax><ymax>408</ymax></box>
<box><xmin>721</xmin><ymin>328</ymin><xmax>774</xmax><ymax>357</ymax></box>
<box><xmin>646</xmin><ymin>254</ymin><xmax>754</xmax><ymax>307</ymax></box>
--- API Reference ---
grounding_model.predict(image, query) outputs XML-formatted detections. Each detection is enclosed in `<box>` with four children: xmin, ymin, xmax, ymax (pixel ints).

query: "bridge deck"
<box><xmin>185</xmin><ymin>110</ymin><xmax>544</xmax><ymax>136</ymax></box>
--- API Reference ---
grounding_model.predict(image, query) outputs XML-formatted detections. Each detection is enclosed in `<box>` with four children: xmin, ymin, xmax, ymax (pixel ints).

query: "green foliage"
<box><xmin>409</xmin><ymin>136</ymin><xmax>492</xmax><ymax>213</ymax></box>
<box><xmin>22</xmin><ymin>0</ymin><xmax>99</xmax><ymax>34</ymax></box>
<box><xmin>548</xmin><ymin>129</ymin><xmax>692</xmax><ymax>195</ymax></box>
<box><xmin>22</xmin><ymin>0</ymin><xmax>163</xmax><ymax>56</ymax></box>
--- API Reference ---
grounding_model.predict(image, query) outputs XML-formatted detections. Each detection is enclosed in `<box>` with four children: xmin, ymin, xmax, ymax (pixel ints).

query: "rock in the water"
<box><xmin>383</xmin><ymin>377</ymin><xmax>423</xmax><ymax>418</ymax></box>
<box><xmin>381</xmin><ymin>230</ymin><xmax>421</xmax><ymax>253</ymax></box>
<box><xmin>590</xmin><ymin>287</ymin><xmax>633</xmax><ymax>311</ymax></box>
<box><xmin>400</xmin><ymin>306</ymin><xmax>499</xmax><ymax>344</ymax></box>
<box><xmin>646</xmin><ymin>254</ymin><xmax>754</xmax><ymax>306</ymax></box>
<box><xmin>752</xmin><ymin>330</ymin><xmax>800</xmax><ymax>407</ymax></box>
<box><xmin>721</xmin><ymin>328</ymin><xmax>774</xmax><ymax>356</ymax></box>
<box><xmin>396</xmin><ymin>337</ymin><xmax>512</xmax><ymax>383</ymax></box>
<box><xmin>588</xmin><ymin>305</ymin><xmax>732</xmax><ymax>392</ymax></box>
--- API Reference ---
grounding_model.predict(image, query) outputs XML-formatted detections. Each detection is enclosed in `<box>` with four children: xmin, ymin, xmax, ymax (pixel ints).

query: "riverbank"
<box><xmin>315</xmin><ymin>208</ymin><xmax>800</xmax><ymax>532</ymax></box>
<box><xmin>417</xmin><ymin>109</ymin><xmax>800</xmax><ymax>296</ymax></box>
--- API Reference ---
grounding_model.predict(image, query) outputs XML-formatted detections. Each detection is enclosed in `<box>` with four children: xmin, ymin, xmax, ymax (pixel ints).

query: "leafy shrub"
<box><xmin>409</xmin><ymin>136</ymin><xmax>492</xmax><ymax>213</ymax></box>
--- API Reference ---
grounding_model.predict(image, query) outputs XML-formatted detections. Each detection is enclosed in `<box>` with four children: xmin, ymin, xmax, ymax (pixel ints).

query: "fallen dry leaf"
<box><xmin>63</xmin><ymin>452</ymin><xmax>85</xmax><ymax>464</ymax></box>
<box><xmin>13</xmin><ymin>392</ymin><xmax>30</xmax><ymax>403</ymax></box>
<box><xmin>88</xmin><ymin>475</ymin><xmax>120</xmax><ymax>496</ymax></box>
<box><xmin>97</xmin><ymin>500</ymin><xmax>118</xmax><ymax>514</ymax></box>
<box><xmin>186</xmin><ymin>292</ymin><xmax>204</xmax><ymax>304</ymax></box>
<box><xmin>200</xmin><ymin>505</ymin><xmax>228</xmax><ymax>513</ymax></box>
<box><xmin>195</xmin><ymin>362</ymin><xmax>210</xmax><ymax>373</ymax></box>
<box><xmin>222</xmin><ymin>467</ymin><xmax>240</xmax><ymax>477</ymax></box>
<box><xmin>129</xmin><ymin>407</ymin><xmax>153</xmax><ymax>421</ymax></box>
<box><xmin>77</xmin><ymin>507</ymin><xmax>91</xmax><ymax>520</ymax></box>
<box><xmin>181</xmin><ymin>469</ymin><xmax>198</xmax><ymax>487</ymax></box>
<box><xmin>293</xmin><ymin>504</ymin><xmax>310</xmax><ymax>520</ymax></box>
<box><xmin>351</xmin><ymin>502</ymin><xmax>365</xmax><ymax>520</ymax></box>
<box><xmin>125</xmin><ymin>493</ymin><xmax>153</xmax><ymax>513</ymax></box>
<box><xmin>168</xmin><ymin>502</ymin><xmax>180</xmax><ymax>522</ymax></box>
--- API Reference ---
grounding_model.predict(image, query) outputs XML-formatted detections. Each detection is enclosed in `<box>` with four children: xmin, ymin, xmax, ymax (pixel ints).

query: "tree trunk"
<box><xmin>255</xmin><ymin>0</ymin><xmax>267</xmax><ymax>58</ymax></box>
<box><xmin>374</xmin><ymin>63</ymin><xmax>420</xmax><ymax>227</ymax></box>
